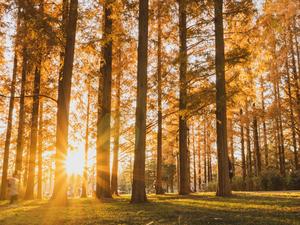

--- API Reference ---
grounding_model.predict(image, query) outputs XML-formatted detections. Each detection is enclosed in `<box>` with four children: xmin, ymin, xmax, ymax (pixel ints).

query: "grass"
<box><xmin>0</xmin><ymin>191</ymin><xmax>299</xmax><ymax>225</ymax></box>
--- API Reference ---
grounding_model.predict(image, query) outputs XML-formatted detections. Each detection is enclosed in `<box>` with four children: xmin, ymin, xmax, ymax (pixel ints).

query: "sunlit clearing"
<box><xmin>65</xmin><ymin>149</ymin><xmax>84</xmax><ymax>175</ymax></box>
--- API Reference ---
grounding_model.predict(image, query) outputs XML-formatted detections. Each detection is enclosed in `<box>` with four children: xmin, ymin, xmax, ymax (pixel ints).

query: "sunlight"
<box><xmin>65</xmin><ymin>149</ymin><xmax>84</xmax><ymax>175</ymax></box>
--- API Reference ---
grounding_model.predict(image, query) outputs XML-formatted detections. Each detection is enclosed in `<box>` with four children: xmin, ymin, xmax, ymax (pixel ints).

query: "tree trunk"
<box><xmin>24</xmin><ymin>63</ymin><xmax>42</xmax><ymax>200</ymax></box>
<box><xmin>81</xmin><ymin>82</ymin><xmax>90</xmax><ymax>198</ymax></box>
<box><xmin>192</xmin><ymin>127</ymin><xmax>197</xmax><ymax>192</ymax></box>
<box><xmin>52</xmin><ymin>0</ymin><xmax>78</xmax><ymax>205</ymax></box>
<box><xmin>111</xmin><ymin>49</ymin><xmax>122</xmax><ymax>196</ymax></box>
<box><xmin>155</xmin><ymin>0</ymin><xmax>164</xmax><ymax>195</ymax></box>
<box><xmin>260</xmin><ymin>77</ymin><xmax>268</xmax><ymax>167</ymax></box>
<box><xmin>0</xmin><ymin>36</ymin><xmax>19</xmax><ymax>200</ymax></box>
<box><xmin>228</xmin><ymin>118</ymin><xmax>235</xmax><ymax>177</ymax></box>
<box><xmin>245</xmin><ymin>104</ymin><xmax>252</xmax><ymax>178</ymax></box>
<box><xmin>96</xmin><ymin>0</ymin><xmax>113</xmax><ymax>199</ymax></box>
<box><xmin>214</xmin><ymin>0</ymin><xmax>231</xmax><ymax>196</ymax></box>
<box><xmin>285</xmin><ymin>58</ymin><xmax>299</xmax><ymax>170</ymax></box>
<box><xmin>15</xmin><ymin>47</ymin><xmax>28</xmax><ymax>175</ymax></box>
<box><xmin>37</xmin><ymin>100</ymin><xmax>44</xmax><ymax>199</ymax></box>
<box><xmin>178</xmin><ymin>0</ymin><xmax>190</xmax><ymax>195</ymax></box>
<box><xmin>198</xmin><ymin>128</ymin><xmax>202</xmax><ymax>190</ymax></box>
<box><xmin>203</xmin><ymin>121</ymin><xmax>207</xmax><ymax>185</ymax></box>
<box><xmin>252</xmin><ymin>103</ymin><xmax>261</xmax><ymax>176</ymax></box>
<box><xmin>131</xmin><ymin>0</ymin><xmax>149</xmax><ymax>203</ymax></box>
<box><xmin>240</xmin><ymin>109</ymin><xmax>246</xmax><ymax>185</ymax></box>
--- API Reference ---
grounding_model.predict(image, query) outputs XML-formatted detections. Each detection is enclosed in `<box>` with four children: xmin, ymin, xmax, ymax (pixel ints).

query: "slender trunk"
<box><xmin>252</xmin><ymin>103</ymin><xmax>261</xmax><ymax>176</ymax></box>
<box><xmin>214</xmin><ymin>0</ymin><xmax>231</xmax><ymax>196</ymax></box>
<box><xmin>192</xmin><ymin>127</ymin><xmax>197</xmax><ymax>192</ymax></box>
<box><xmin>228</xmin><ymin>118</ymin><xmax>235</xmax><ymax>176</ymax></box>
<box><xmin>15</xmin><ymin>47</ymin><xmax>28</xmax><ymax>174</ymax></box>
<box><xmin>0</xmin><ymin>42</ymin><xmax>19</xmax><ymax>200</ymax></box>
<box><xmin>24</xmin><ymin>63</ymin><xmax>42</xmax><ymax>200</ymax></box>
<box><xmin>37</xmin><ymin>101</ymin><xmax>44</xmax><ymax>199</ymax></box>
<box><xmin>52</xmin><ymin>0</ymin><xmax>78</xmax><ymax>205</ymax></box>
<box><xmin>260</xmin><ymin>77</ymin><xmax>268</xmax><ymax>167</ymax></box>
<box><xmin>246</xmin><ymin>104</ymin><xmax>252</xmax><ymax>178</ymax></box>
<box><xmin>111</xmin><ymin>50</ymin><xmax>122</xmax><ymax>196</ymax></box>
<box><xmin>23</xmin><ymin>141</ymin><xmax>30</xmax><ymax>189</ymax></box>
<box><xmin>131</xmin><ymin>0</ymin><xmax>149</xmax><ymax>203</ymax></box>
<box><xmin>81</xmin><ymin>83</ymin><xmax>90</xmax><ymax>198</ymax></box>
<box><xmin>203</xmin><ymin>122</ymin><xmax>207</xmax><ymax>185</ymax></box>
<box><xmin>178</xmin><ymin>0</ymin><xmax>190</xmax><ymax>195</ymax></box>
<box><xmin>198</xmin><ymin>130</ymin><xmax>201</xmax><ymax>190</ymax></box>
<box><xmin>240</xmin><ymin>109</ymin><xmax>246</xmax><ymax>184</ymax></box>
<box><xmin>155</xmin><ymin>0</ymin><xmax>164</xmax><ymax>194</ymax></box>
<box><xmin>286</xmin><ymin>58</ymin><xmax>299</xmax><ymax>170</ymax></box>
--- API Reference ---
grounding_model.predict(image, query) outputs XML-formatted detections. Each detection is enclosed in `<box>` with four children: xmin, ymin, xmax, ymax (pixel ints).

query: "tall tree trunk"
<box><xmin>178</xmin><ymin>0</ymin><xmax>190</xmax><ymax>195</ymax></box>
<box><xmin>252</xmin><ymin>103</ymin><xmax>261</xmax><ymax>176</ymax></box>
<box><xmin>15</xmin><ymin>47</ymin><xmax>28</xmax><ymax>175</ymax></box>
<box><xmin>52</xmin><ymin>0</ymin><xmax>78</xmax><ymax>205</ymax></box>
<box><xmin>96</xmin><ymin>0</ymin><xmax>113</xmax><ymax>199</ymax></box>
<box><xmin>0</xmin><ymin>33</ymin><xmax>19</xmax><ymax>200</ymax></box>
<box><xmin>245</xmin><ymin>104</ymin><xmax>252</xmax><ymax>178</ymax></box>
<box><xmin>131</xmin><ymin>0</ymin><xmax>149</xmax><ymax>203</ymax></box>
<box><xmin>240</xmin><ymin>109</ymin><xmax>246</xmax><ymax>185</ymax></box>
<box><xmin>228</xmin><ymin>118</ymin><xmax>235</xmax><ymax>177</ymax></box>
<box><xmin>192</xmin><ymin>127</ymin><xmax>197</xmax><ymax>192</ymax></box>
<box><xmin>198</xmin><ymin>129</ymin><xmax>201</xmax><ymax>190</ymax></box>
<box><xmin>214</xmin><ymin>0</ymin><xmax>231</xmax><ymax>196</ymax></box>
<box><xmin>81</xmin><ymin>83</ymin><xmax>90</xmax><ymax>198</ymax></box>
<box><xmin>155</xmin><ymin>0</ymin><xmax>164</xmax><ymax>194</ymax></box>
<box><xmin>260</xmin><ymin>77</ymin><xmax>268</xmax><ymax>167</ymax></box>
<box><xmin>203</xmin><ymin>121</ymin><xmax>207</xmax><ymax>185</ymax></box>
<box><xmin>24</xmin><ymin>63</ymin><xmax>42</xmax><ymax>200</ymax></box>
<box><xmin>285</xmin><ymin>59</ymin><xmax>299</xmax><ymax>170</ymax></box>
<box><xmin>111</xmin><ymin>49</ymin><xmax>122</xmax><ymax>196</ymax></box>
<box><xmin>37</xmin><ymin>101</ymin><xmax>44</xmax><ymax>199</ymax></box>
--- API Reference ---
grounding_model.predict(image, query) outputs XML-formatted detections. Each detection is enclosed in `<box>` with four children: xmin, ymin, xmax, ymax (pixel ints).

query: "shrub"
<box><xmin>287</xmin><ymin>170</ymin><xmax>300</xmax><ymax>190</ymax></box>
<box><xmin>260</xmin><ymin>169</ymin><xmax>285</xmax><ymax>191</ymax></box>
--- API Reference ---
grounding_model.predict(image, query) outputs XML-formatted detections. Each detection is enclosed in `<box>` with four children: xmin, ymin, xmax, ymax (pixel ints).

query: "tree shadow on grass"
<box><xmin>0</xmin><ymin>195</ymin><xmax>299</xmax><ymax>225</ymax></box>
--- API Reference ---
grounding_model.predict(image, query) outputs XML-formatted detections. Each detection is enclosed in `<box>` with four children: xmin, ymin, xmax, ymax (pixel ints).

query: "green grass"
<box><xmin>0</xmin><ymin>192</ymin><xmax>299</xmax><ymax>225</ymax></box>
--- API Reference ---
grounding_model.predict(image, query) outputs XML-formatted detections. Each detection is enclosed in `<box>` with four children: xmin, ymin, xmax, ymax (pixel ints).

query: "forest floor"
<box><xmin>0</xmin><ymin>191</ymin><xmax>299</xmax><ymax>225</ymax></box>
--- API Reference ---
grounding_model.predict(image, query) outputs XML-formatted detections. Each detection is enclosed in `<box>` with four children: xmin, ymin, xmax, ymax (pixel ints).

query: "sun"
<box><xmin>65</xmin><ymin>149</ymin><xmax>85</xmax><ymax>175</ymax></box>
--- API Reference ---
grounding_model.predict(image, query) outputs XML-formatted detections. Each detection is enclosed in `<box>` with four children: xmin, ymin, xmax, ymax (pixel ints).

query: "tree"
<box><xmin>96</xmin><ymin>0</ymin><xmax>113</xmax><ymax>199</ymax></box>
<box><xmin>111</xmin><ymin>49</ymin><xmax>122</xmax><ymax>196</ymax></box>
<box><xmin>52</xmin><ymin>0</ymin><xmax>78</xmax><ymax>205</ymax></box>
<box><xmin>214</xmin><ymin>0</ymin><xmax>231</xmax><ymax>197</ymax></box>
<box><xmin>178</xmin><ymin>0</ymin><xmax>190</xmax><ymax>196</ymax></box>
<box><xmin>131</xmin><ymin>0</ymin><xmax>149</xmax><ymax>203</ymax></box>
<box><xmin>0</xmin><ymin>10</ymin><xmax>20</xmax><ymax>199</ymax></box>
<box><xmin>155</xmin><ymin>0</ymin><xmax>164</xmax><ymax>195</ymax></box>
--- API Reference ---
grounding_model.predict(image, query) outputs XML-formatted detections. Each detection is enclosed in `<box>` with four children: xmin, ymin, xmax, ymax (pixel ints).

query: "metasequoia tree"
<box><xmin>214</xmin><ymin>0</ymin><xmax>231</xmax><ymax>196</ymax></box>
<box><xmin>178</xmin><ymin>0</ymin><xmax>190</xmax><ymax>195</ymax></box>
<box><xmin>131</xmin><ymin>0</ymin><xmax>149</xmax><ymax>203</ymax></box>
<box><xmin>96</xmin><ymin>0</ymin><xmax>113</xmax><ymax>199</ymax></box>
<box><xmin>52</xmin><ymin>0</ymin><xmax>78</xmax><ymax>205</ymax></box>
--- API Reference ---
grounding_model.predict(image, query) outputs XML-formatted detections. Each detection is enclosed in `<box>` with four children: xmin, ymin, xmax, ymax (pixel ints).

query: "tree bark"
<box><xmin>111</xmin><ymin>49</ymin><xmax>122</xmax><ymax>196</ymax></box>
<box><xmin>285</xmin><ymin>58</ymin><xmax>299</xmax><ymax>170</ymax></box>
<box><xmin>131</xmin><ymin>0</ymin><xmax>149</xmax><ymax>203</ymax></box>
<box><xmin>214</xmin><ymin>0</ymin><xmax>231</xmax><ymax>196</ymax></box>
<box><xmin>228</xmin><ymin>118</ymin><xmax>235</xmax><ymax>177</ymax></box>
<box><xmin>260</xmin><ymin>77</ymin><xmax>268</xmax><ymax>167</ymax></box>
<box><xmin>24</xmin><ymin>63</ymin><xmax>42</xmax><ymax>200</ymax></box>
<box><xmin>178</xmin><ymin>0</ymin><xmax>190</xmax><ymax>195</ymax></box>
<box><xmin>81</xmin><ymin>82</ymin><xmax>90</xmax><ymax>198</ymax></box>
<box><xmin>37</xmin><ymin>101</ymin><xmax>44</xmax><ymax>199</ymax></box>
<box><xmin>15</xmin><ymin>47</ymin><xmax>28</xmax><ymax>175</ymax></box>
<box><xmin>252</xmin><ymin>103</ymin><xmax>261</xmax><ymax>176</ymax></box>
<box><xmin>96</xmin><ymin>0</ymin><xmax>113</xmax><ymax>199</ymax></box>
<box><xmin>0</xmin><ymin>26</ymin><xmax>19</xmax><ymax>199</ymax></box>
<box><xmin>52</xmin><ymin>0</ymin><xmax>78</xmax><ymax>205</ymax></box>
<box><xmin>155</xmin><ymin>0</ymin><xmax>164</xmax><ymax>195</ymax></box>
<box><xmin>240</xmin><ymin>109</ymin><xmax>246</xmax><ymax>185</ymax></box>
